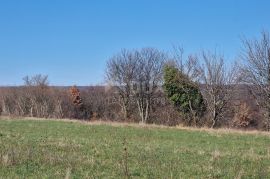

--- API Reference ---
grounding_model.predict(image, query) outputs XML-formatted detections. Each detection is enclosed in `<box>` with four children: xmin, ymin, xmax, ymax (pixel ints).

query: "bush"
<box><xmin>233</xmin><ymin>102</ymin><xmax>258</xmax><ymax>128</ymax></box>
<box><xmin>163</xmin><ymin>65</ymin><xmax>205</xmax><ymax>126</ymax></box>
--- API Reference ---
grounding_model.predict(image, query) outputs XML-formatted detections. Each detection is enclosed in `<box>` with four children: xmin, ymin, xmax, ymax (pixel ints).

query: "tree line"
<box><xmin>0</xmin><ymin>31</ymin><xmax>270</xmax><ymax>130</ymax></box>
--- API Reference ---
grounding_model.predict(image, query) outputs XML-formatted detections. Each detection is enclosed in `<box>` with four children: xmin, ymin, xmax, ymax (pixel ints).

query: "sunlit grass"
<box><xmin>0</xmin><ymin>118</ymin><xmax>269</xmax><ymax>178</ymax></box>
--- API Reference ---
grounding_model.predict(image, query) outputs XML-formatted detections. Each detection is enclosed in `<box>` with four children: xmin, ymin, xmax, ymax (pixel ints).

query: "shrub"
<box><xmin>233</xmin><ymin>102</ymin><xmax>257</xmax><ymax>128</ymax></box>
<box><xmin>163</xmin><ymin>65</ymin><xmax>205</xmax><ymax>126</ymax></box>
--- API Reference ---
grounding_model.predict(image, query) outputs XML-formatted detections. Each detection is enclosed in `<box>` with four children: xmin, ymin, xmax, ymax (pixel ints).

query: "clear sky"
<box><xmin>0</xmin><ymin>0</ymin><xmax>270</xmax><ymax>86</ymax></box>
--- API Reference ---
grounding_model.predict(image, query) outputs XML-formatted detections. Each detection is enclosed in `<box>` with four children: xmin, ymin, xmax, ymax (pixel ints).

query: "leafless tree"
<box><xmin>106</xmin><ymin>49</ymin><xmax>138</xmax><ymax>120</ymax></box>
<box><xmin>132</xmin><ymin>48</ymin><xmax>166</xmax><ymax>123</ymax></box>
<box><xmin>239</xmin><ymin>31</ymin><xmax>270</xmax><ymax>130</ymax></box>
<box><xmin>0</xmin><ymin>88</ymin><xmax>17</xmax><ymax>116</ymax></box>
<box><xmin>14</xmin><ymin>87</ymin><xmax>30</xmax><ymax>116</ymax></box>
<box><xmin>23</xmin><ymin>74</ymin><xmax>53</xmax><ymax>118</ymax></box>
<box><xmin>171</xmin><ymin>46</ymin><xmax>202</xmax><ymax>82</ymax></box>
<box><xmin>106</xmin><ymin>48</ymin><xmax>166</xmax><ymax>123</ymax></box>
<box><xmin>199</xmin><ymin>51</ymin><xmax>237</xmax><ymax>128</ymax></box>
<box><xmin>23</xmin><ymin>74</ymin><xmax>49</xmax><ymax>87</ymax></box>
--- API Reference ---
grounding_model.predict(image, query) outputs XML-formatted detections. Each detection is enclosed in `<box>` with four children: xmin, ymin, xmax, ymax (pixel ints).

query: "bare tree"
<box><xmin>23</xmin><ymin>74</ymin><xmax>52</xmax><ymax>118</ymax></box>
<box><xmin>106</xmin><ymin>48</ymin><xmax>166</xmax><ymax>123</ymax></box>
<box><xmin>240</xmin><ymin>31</ymin><xmax>270</xmax><ymax>130</ymax></box>
<box><xmin>0</xmin><ymin>88</ymin><xmax>17</xmax><ymax>116</ymax></box>
<box><xmin>106</xmin><ymin>49</ymin><xmax>138</xmax><ymax>120</ymax></box>
<box><xmin>199</xmin><ymin>51</ymin><xmax>237</xmax><ymax>128</ymax></box>
<box><xmin>132</xmin><ymin>48</ymin><xmax>166</xmax><ymax>123</ymax></box>
<box><xmin>23</xmin><ymin>74</ymin><xmax>49</xmax><ymax>87</ymax></box>
<box><xmin>171</xmin><ymin>46</ymin><xmax>202</xmax><ymax>82</ymax></box>
<box><xmin>14</xmin><ymin>87</ymin><xmax>30</xmax><ymax>116</ymax></box>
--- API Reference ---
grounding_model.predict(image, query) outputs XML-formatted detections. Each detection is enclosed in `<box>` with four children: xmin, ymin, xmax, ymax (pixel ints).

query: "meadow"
<box><xmin>0</xmin><ymin>118</ymin><xmax>269</xmax><ymax>178</ymax></box>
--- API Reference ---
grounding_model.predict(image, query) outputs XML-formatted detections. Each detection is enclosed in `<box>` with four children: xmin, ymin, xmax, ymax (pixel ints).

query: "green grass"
<box><xmin>0</xmin><ymin>118</ymin><xmax>269</xmax><ymax>178</ymax></box>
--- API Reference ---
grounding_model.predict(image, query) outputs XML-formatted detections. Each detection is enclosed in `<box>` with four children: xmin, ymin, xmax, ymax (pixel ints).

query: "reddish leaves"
<box><xmin>69</xmin><ymin>86</ymin><xmax>82</xmax><ymax>106</ymax></box>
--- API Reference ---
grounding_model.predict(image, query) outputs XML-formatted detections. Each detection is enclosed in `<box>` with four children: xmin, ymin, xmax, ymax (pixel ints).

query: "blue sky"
<box><xmin>0</xmin><ymin>0</ymin><xmax>270</xmax><ymax>86</ymax></box>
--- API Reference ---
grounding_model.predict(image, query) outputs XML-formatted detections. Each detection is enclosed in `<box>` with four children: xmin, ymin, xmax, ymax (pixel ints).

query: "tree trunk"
<box><xmin>137</xmin><ymin>97</ymin><xmax>149</xmax><ymax>124</ymax></box>
<box><xmin>211</xmin><ymin>106</ymin><xmax>217</xmax><ymax>128</ymax></box>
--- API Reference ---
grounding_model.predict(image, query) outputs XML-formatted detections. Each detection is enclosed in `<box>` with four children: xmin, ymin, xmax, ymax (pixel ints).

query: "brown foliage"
<box><xmin>233</xmin><ymin>102</ymin><xmax>257</xmax><ymax>128</ymax></box>
<box><xmin>69</xmin><ymin>86</ymin><xmax>82</xmax><ymax>106</ymax></box>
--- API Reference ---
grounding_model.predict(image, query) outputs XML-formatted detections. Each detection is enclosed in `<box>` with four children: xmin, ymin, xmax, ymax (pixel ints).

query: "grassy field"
<box><xmin>0</xmin><ymin>118</ymin><xmax>269</xmax><ymax>178</ymax></box>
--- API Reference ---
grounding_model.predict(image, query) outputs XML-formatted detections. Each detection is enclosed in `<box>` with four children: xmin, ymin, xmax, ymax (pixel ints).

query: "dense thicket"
<box><xmin>0</xmin><ymin>85</ymin><xmax>180</xmax><ymax>125</ymax></box>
